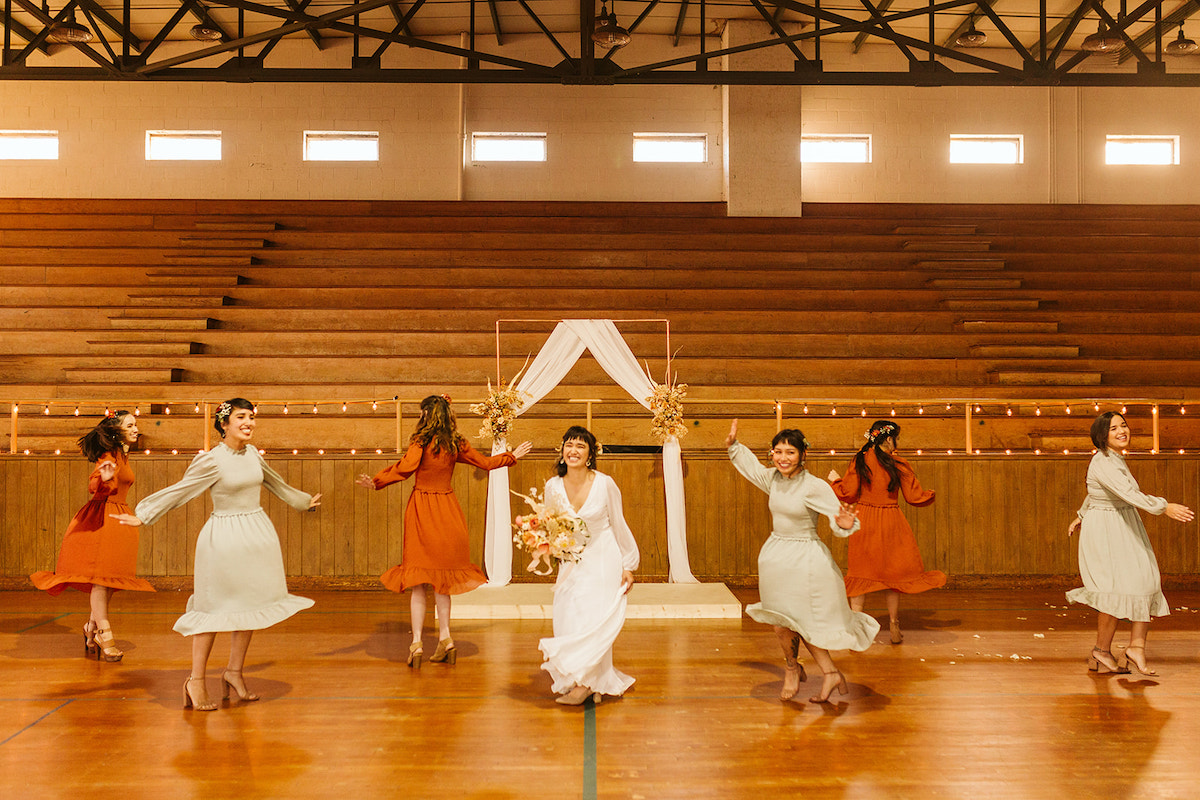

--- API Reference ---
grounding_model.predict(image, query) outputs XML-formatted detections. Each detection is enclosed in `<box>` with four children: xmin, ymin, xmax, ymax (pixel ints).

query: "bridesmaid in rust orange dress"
<box><xmin>828</xmin><ymin>420</ymin><xmax>943</xmax><ymax>644</ymax></box>
<box><xmin>31</xmin><ymin>411</ymin><xmax>154</xmax><ymax>661</ymax></box>
<box><xmin>357</xmin><ymin>394</ymin><xmax>531</xmax><ymax>668</ymax></box>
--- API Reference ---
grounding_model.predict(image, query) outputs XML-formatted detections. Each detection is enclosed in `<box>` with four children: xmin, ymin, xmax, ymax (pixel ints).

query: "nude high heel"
<box><xmin>407</xmin><ymin>641</ymin><xmax>423</xmax><ymax>669</ymax></box>
<box><xmin>93</xmin><ymin>627</ymin><xmax>124</xmax><ymax>662</ymax></box>
<box><xmin>83</xmin><ymin>621</ymin><xmax>98</xmax><ymax>658</ymax></box>
<box><xmin>1086</xmin><ymin>647</ymin><xmax>1127</xmax><ymax>674</ymax></box>
<box><xmin>556</xmin><ymin>685</ymin><xmax>602</xmax><ymax>706</ymax></box>
<box><xmin>1120</xmin><ymin>642</ymin><xmax>1158</xmax><ymax>677</ymax></box>
<box><xmin>809</xmin><ymin>671</ymin><xmax>849</xmax><ymax>704</ymax></box>
<box><xmin>889</xmin><ymin>618</ymin><xmax>904</xmax><ymax>645</ymax></box>
<box><xmin>221</xmin><ymin>670</ymin><xmax>260</xmax><ymax>702</ymax></box>
<box><xmin>183</xmin><ymin>677</ymin><xmax>218</xmax><ymax>711</ymax></box>
<box><xmin>429</xmin><ymin>638</ymin><xmax>457</xmax><ymax>664</ymax></box>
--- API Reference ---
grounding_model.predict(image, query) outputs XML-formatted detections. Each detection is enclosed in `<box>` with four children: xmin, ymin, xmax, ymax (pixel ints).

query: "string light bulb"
<box><xmin>134</xmin><ymin>406</ymin><xmax>139</xmax><ymax>416</ymax></box>
<box><xmin>104</xmin><ymin>406</ymin><xmax>109</xmax><ymax>416</ymax></box>
<box><xmin>1182</xmin><ymin>406</ymin><xmax>1187</xmax><ymax>415</ymax></box>
<box><xmin>74</xmin><ymin>405</ymin><xmax>80</xmax><ymax>416</ymax></box>
<box><xmin>1152</xmin><ymin>405</ymin><xmax>1158</xmax><ymax>416</ymax></box>
<box><xmin>1005</xmin><ymin>449</ymin><xmax>1011</xmax><ymax>455</ymax></box>
<box><xmin>1121</xmin><ymin>405</ymin><xmax>1127</xmax><ymax>414</ymax></box>
<box><xmin>1094</xmin><ymin>402</ymin><xmax>1100</xmax><ymax>411</ymax></box>
<box><xmin>974</xmin><ymin>404</ymin><xmax>981</xmax><ymax>413</ymax></box>
<box><xmin>803</xmin><ymin>404</ymin><xmax>808</xmax><ymax>414</ymax></box>
<box><xmin>918</xmin><ymin>405</ymin><xmax>924</xmax><ymax>415</ymax></box>
<box><xmin>372</xmin><ymin>401</ymin><xmax>378</xmax><ymax>411</ymax></box>
<box><xmin>318</xmin><ymin>449</ymin><xmax>325</xmax><ymax>455</ymax></box>
<box><xmin>1065</xmin><ymin>406</ymin><xmax>1072</xmax><ymax>415</ymax></box>
<box><xmin>283</xmin><ymin>404</ymin><xmax>289</xmax><ymax>415</ymax></box>
<box><xmin>1035</xmin><ymin>449</ymin><xmax>1041</xmax><ymax>455</ymax></box>
<box><xmin>293</xmin><ymin>449</ymin><xmax>299</xmax><ymax>455</ymax></box>
<box><xmin>164</xmin><ymin>405</ymin><xmax>170</xmax><ymax>415</ymax></box>
<box><xmin>1006</xmin><ymin>406</ymin><xmax>1012</xmax><ymax>416</ymax></box>
<box><xmin>195</xmin><ymin>404</ymin><xmax>200</xmax><ymax>413</ymax></box>
<box><xmin>172</xmin><ymin>449</ymin><xmax>179</xmax><ymax>454</ymax></box>
<box><xmin>1035</xmin><ymin>405</ymin><xmax>1041</xmax><ymax>416</ymax></box>
<box><xmin>43</xmin><ymin>405</ymin><xmax>49</xmax><ymax>415</ymax></box>
<box><xmin>376</xmin><ymin>449</ymin><xmax>382</xmax><ymax>454</ymax></box>
<box><xmin>890</xmin><ymin>407</ymin><xmax>895</xmax><ymax>416</ymax></box>
<box><xmin>313</xmin><ymin>404</ymin><xmax>318</xmax><ymax>414</ymax></box>
<box><xmin>350</xmin><ymin>449</ymin><xmax>357</xmax><ymax>455</ymax></box>
<box><xmin>946</xmin><ymin>403</ymin><xmax>952</xmax><ymax>411</ymax></box>
<box><xmin>342</xmin><ymin>403</ymin><xmax>347</xmax><ymax>412</ymax></box>
<box><xmin>54</xmin><ymin>448</ymin><xmax>61</xmax><ymax>455</ymax></box>
<box><xmin>861</xmin><ymin>408</ymin><xmax>867</xmax><ymax>416</ymax></box>
<box><xmin>831</xmin><ymin>406</ymin><xmax>837</xmax><ymax>416</ymax></box>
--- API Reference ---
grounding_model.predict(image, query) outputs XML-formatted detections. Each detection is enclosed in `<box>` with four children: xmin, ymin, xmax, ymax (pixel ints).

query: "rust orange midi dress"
<box><xmin>830</xmin><ymin>450</ymin><xmax>944</xmax><ymax>597</ymax></box>
<box><xmin>370</xmin><ymin>439</ymin><xmax>516</xmax><ymax>594</ymax></box>
<box><xmin>30</xmin><ymin>451</ymin><xmax>155</xmax><ymax>595</ymax></box>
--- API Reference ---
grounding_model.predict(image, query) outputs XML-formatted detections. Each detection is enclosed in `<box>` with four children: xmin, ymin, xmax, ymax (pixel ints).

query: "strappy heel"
<box><xmin>93</xmin><ymin>627</ymin><xmax>123</xmax><ymax>662</ymax></box>
<box><xmin>407</xmin><ymin>641</ymin><xmax>423</xmax><ymax>669</ymax></box>
<box><xmin>429</xmin><ymin>638</ymin><xmax>457</xmax><ymax>664</ymax></box>
<box><xmin>556</xmin><ymin>685</ymin><xmax>602</xmax><ymax>706</ymax></box>
<box><xmin>83</xmin><ymin>621</ymin><xmax>98</xmax><ymax>658</ymax></box>
<box><xmin>221</xmin><ymin>670</ymin><xmax>260</xmax><ymax>702</ymax></box>
<box><xmin>889</xmin><ymin>618</ymin><xmax>904</xmax><ymax>645</ymax></box>
<box><xmin>1120</xmin><ymin>643</ymin><xmax>1158</xmax><ymax>677</ymax></box>
<box><xmin>809</xmin><ymin>670</ymin><xmax>849</xmax><ymax>703</ymax></box>
<box><xmin>183</xmin><ymin>677</ymin><xmax>218</xmax><ymax>711</ymax></box>
<box><xmin>1087</xmin><ymin>647</ymin><xmax>1127</xmax><ymax>674</ymax></box>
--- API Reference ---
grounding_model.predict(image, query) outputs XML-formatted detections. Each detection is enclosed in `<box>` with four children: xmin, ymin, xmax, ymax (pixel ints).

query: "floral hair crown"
<box><xmin>216</xmin><ymin>401</ymin><xmax>233</xmax><ymax>425</ymax></box>
<box><xmin>866</xmin><ymin>423</ymin><xmax>898</xmax><ymax>444</ymax></box>
<box><xmin>439</xmin><ymin>393</ymin><xmax>452</xmax><ymax>403</ymax></box>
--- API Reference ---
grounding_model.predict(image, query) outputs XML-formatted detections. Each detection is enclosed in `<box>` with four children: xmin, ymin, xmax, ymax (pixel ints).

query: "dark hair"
<box><xmin>214</xmin><ymin>397</ymin><xmax>255</xmax><ymax>436</ymax></box>
<box><xmin>771</xmin><ymin>428</ymin><xmax>809</xmax><ymax>456</ymax></box>
<box><xmin>555</xmin><ymin>426</ymin><xmax>599</xmax><ymax>477</ymax></box>
<box><xmin>77</xmin><ymin>411</ymin><xmax>135</xmax><ymax>462</ymax></box>
<box><xmin>411</xmin><ymin>395</ymin><xmax>464</xmax><ymax>455</ymax></box>
<box><xmin>1091</xmin><ymin>411</ymin><xmax>1127</xmax><ymax>452</ymax></box>
<box><xmin>854</xmin><ymin>420</ymin><xmax>904</xmax><ymax>493</ymax></box>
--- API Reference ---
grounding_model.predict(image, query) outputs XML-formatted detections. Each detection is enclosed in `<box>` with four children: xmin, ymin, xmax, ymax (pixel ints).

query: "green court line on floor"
<box><xmin>14</xmin><ymin>613</ymin><xmax>70</xmax><ymax>634</ymax></box>
<box><xmin>0</xmin><ymin>699</ymin><xmax>73</xmax><ymax>747</ymax></box>
<box><xmin>583</xmin><ymin>696</ymin><xmax>597</xmax><ymax>800</ymax></box>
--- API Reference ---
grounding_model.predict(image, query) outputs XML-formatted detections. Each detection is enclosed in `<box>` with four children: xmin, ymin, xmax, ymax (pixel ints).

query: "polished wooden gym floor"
<box><xmin>3</xmin><ymin>588</ymin><xmax>1199</xmax><ymax>800</ymax></box>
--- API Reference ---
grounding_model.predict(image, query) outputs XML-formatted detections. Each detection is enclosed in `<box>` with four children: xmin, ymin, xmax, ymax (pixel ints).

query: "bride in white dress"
<box><xmin>538</xmin><ymin>427</ymin><xmax>639</xmax><ymax>706</ymax></box>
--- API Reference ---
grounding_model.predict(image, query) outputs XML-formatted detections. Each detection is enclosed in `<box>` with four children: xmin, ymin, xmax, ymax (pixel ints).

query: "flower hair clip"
<box><xmin>439</xmin><ymin>393</ymin><xmax>452</xmax><ymax>403</ymax></box>
<box><xmin>215</xmin><ymin>401</ymin><xmax>233</xmax><ymax>424</ymax></box>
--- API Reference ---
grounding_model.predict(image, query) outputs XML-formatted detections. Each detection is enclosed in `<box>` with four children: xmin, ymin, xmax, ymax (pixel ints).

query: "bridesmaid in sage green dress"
<box><xmin>726</xmin><ymin>420</ymin><xmax>878</xmax><ymax>704</ymax></box>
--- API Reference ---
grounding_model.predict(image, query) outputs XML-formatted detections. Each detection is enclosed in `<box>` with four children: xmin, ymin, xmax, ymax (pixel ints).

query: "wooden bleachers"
<box><xmin>2</xmin><ymin>199</ymin><xmax>1200</xmax><ymax>454</ymax></box>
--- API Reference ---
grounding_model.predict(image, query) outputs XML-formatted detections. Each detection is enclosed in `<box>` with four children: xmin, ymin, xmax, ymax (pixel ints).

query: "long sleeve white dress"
<box><xmin>1066</xmin><ymin>449</ymin><xmax>1170</xmax><ymax>622</ymax></box>
<box><xmin>730</xmin><ymin>442</ymin><xmax>879</xmax><ymax>651</ymax></box>
<box><xmin>134</xmin><ymin>442</ymin><xmax>315</xmax><ymax>635</ymax></box>
<box><xmin>538</xmin><ymin>472</ymin><xmax>640</xmax><ymax>697</ymax></box>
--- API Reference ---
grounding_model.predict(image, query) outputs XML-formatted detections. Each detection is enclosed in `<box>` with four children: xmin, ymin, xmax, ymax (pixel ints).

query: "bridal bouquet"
<box><xmin>512</xmin><ymin>488</ymin><xmax>589</xmax><ymax>576</ymax></box>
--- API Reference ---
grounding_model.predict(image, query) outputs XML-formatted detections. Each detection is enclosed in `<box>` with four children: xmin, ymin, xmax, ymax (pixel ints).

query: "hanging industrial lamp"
<box><xmin>189</xmin><ymin>15</ymin><xmax>223</xmax><ymax>41</ymax></box>
<box><xmin>45</xmin><ymin>3</ymin><xmax>94</xmax><ymax>43</ymax></box>
<box><xmin>1165</xmin><ymin>24</ymin><xmax>1199</xmax><ymax>56</ymax></box>
<box><xmin>955</xmin><ymin>15</ymin><xmax>988</xmax><ymax>48</ymax></box>
<box><xmin>592</xmin><ymin>1</ymin><xmax>631</xmax><ymax>50</ymax></box>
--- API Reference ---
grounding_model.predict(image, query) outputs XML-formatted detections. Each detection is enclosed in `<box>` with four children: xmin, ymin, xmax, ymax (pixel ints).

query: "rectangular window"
<box><xmin>304</xmin><ymin>131</ymin><xmax>380</xmax><ymax>162</ymax></box>
<box><xmin>950</xmin><ymin>134</ymin><xmax>1024</xmax><ymax>164</ymax></box>
<box><xmin>471</xmin><ymin>133</ymin><xmax>547</xmax><ymax>162</ymax></box>
<box><xmin>1105</xmin><ymin>135</ymin><xmax>1180</xmax><ymax>165</ymax></box>
<box><xmin>633</xmin><ymin>133</ymin><xmax>707</xmax><ymax>163</ymax></box>
<box><xmin>800</xmin><ymin>134</ymin><xmax>872</xmax><ymax>164</ymax></box>
<box><xmin>146</xmin><ymin>131</ymin><xmax>222</xmax><ymax>161</ymax></box>
<box><xmin>0</xmin><ymin>130</ymin><xmax>59</xmax><ymax>160</ymax></box>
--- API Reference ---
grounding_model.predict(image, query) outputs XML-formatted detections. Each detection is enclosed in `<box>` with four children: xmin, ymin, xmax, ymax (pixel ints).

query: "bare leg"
<box><xmin>88</xmin><ymin>584</ymin><xmax>113</xmax><ymax>630</ymax></box>
<box><xmin>849</xmin><ymin>593</ymin><xmax>866</xmax><ymax>613</ymax></box>
<box><xmin>1095</xmin><ymin>612</ymin><xmax>1119</xmax><ymax>652</ymax></box>
<box><xmin>800</xmin><ymin>640</ymin><xmax>849</xmax><ymax>703</ymax></box>
<box><xmin>774</xmin><ymin>626</ymin><xmax>804</xmax><ymax>701</ymax></box>
<box><xmin>887</xmin><ymin>590</ymin><xmax>903</xmax><ymax>643</ymax></box>
<box><xmin>434</xmin><ymin>592</ymin><xmax>452</xmax><ymax>640</ymax></box>
<box><xmin>185</xmin><ymin>633</ymin><xmax>218</xmax><ymax>710</ymax></box>
<box><xmin>222</xmin><ymin>631</ymin><xmax>259</xmax><ymax>701</ymax></box>
<box><xmin>410</xmin><ymin>584</ymin><xmax>428</xmax><ymax>645</ymax></box>
<box><xmin>89</xmin><ymin>585</ymin><xmax>123</xmax><ymax>660</ymax></box>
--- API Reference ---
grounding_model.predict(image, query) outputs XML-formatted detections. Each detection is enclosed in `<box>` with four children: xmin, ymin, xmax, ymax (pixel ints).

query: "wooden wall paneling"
<box><xmin>681</xmin><ymin>453</ymin><xmax>714</xmax><ymax>577</ymax></box>
<box><xmin>300</xmin><ymin>459</ymin><xmax>321</xmax><ymax>576</ymax></box>
<box><xmin>349</xmin><ymin>458</ymin><xmax>368</xmax><ymax>575</ymax></box>
<box><xmin>2</xmin><ymin>462</ymin><xmax>14</xmax><ymax>573</ymax></box>
<box><xmin>281</xmin><ymin>458</ymin><xmax>302</xmax><ymax>575</ymax></box>
<box><xmin>927</xmin><ymin>459</ymin><xmax>960</xmax><ymax>574</ymax></box>
<box><xmin>33</xmin><ymin>459</ymin><xmax>53</xmax><ymax>574</ymax></box>
<box><xmin>364</xmin><ymin>458</ymin><xmax>389</xmax><ymax>575</ymax></box>
<box><xmin>318</xmin><ymin>457</ymin><xmax>337</xmax><ymax>575</ymax></box>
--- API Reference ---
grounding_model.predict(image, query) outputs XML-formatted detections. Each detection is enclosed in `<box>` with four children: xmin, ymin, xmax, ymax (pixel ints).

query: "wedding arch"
<box><xmin>483</xmin><ymin>319</ymin><xmax>698</xmax><ymax>585</ymax></box>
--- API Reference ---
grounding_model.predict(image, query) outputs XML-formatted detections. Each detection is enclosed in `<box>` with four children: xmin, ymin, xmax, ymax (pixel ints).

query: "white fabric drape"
<box><xmin>483</xmin><ymin>319</ymin><xmax>698</xmax><ymax>585</ymax></box>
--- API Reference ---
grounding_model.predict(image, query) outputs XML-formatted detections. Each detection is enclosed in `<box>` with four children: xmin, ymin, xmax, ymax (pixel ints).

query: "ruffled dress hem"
<box><xmin>1065</xmin><ymin>587</ymin><xmax>1170</xmax><ymax>622</ymax></box>
<box><xmin>539</xmin><ymin>658</ymin><xmax>635</xmax><ymax>697</ymax></box>
<box><xmin>745</xmin><ymin>602</ymin><xmax>879</xmax><ymax>652</ymax></box>
<box><xmin>30</xmin><ymin>572</ymin><xmax>155</xmax><ymax>595</ymax></box>
<box><xmin>172</xmin><ymin>594</ymin><xmax>314</xmax><ymax>636</ymax></box>
<box><xmin>845</xmin><ymin>571</ymin><xmax>946</xmax><ymax>597</ymax></box>
<box><xmin>380</xmin><ymin>564</ymin><xmax>487</xmax><ymax>595</ymax></box>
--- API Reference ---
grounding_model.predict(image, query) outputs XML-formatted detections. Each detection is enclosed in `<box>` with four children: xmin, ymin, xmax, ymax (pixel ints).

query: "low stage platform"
<box><xmin>452</xmin><ymin>582</ymin><xmax>743</xmax><ymax>619</ymax></box>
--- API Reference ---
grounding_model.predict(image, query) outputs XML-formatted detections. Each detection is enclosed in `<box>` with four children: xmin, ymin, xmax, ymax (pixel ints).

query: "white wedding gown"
<box><xmin>538</xmin><ymin>472</ymin><xmax>640</xmax><ymax>697</ymax></box>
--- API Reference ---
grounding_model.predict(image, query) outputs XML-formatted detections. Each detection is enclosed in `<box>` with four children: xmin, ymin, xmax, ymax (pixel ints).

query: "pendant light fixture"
<box><xmin>592</xmin><ymin>1</ymin><xmax>631</xmax><ymax>50</ymax></box>
<box><xmin>45</xmin><ymin>2</ymin><xmax>94</xmax><ymax>43</ymax></box>
<box><xmin>955</xmin><ymin>15</ymin><xmax>987</xmax><ymax>48</ymax></box>
<box><xmin>1165</xmin><ymin>24</ymin><xmax>1199</xmax><ymax>56</ymax></box>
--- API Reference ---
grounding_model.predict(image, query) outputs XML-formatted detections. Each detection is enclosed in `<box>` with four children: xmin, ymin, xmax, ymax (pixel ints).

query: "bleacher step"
<box><xmin>970</xmin><ymin>345</ymin><xmax>1080</xmax><ymax>358</ymax></box>
<box><xmin>915</xmin><ymin>259</ymin><xmax>1006</xmax><ymax>271</ymax></box>
<box><xmin>893</xmin><ymin>225</ymin><xmax>979</xmax><ymax>235</ymax></box>
<box><xmin>902</xmin><ymin>240</ymin><xmax>992</xmax><ymax>252</ymax></box>
<box><xmin>146</xmin><ymin>270</ymin><xmax>242</xmax><ymax>287</ymax></box>
<box><xmin>959</xmin><ymin>320</ymin><xmax>1060</xmax><ymax>333</ymax></box>
<box><xmin>941</xmin><ymin>299</ymin><xmax>1041</xmax><ymax>311</ymax></box>
<box><xmin>928</xmin><ymin>278</ymin><xmax>1022</xmax><ymax>289</ymax></box>
<box><xmin>178</xmin><ymin>237</ymin><xmax>268</xmax><ymax>248</ymax></box>
<box><xmin>163</xmin><ymin>254</ymin><xmax>256</xmax><ymax>267</ymax></box>
<box><xmin>990</xmin><ymin>370</ymin><xmax>1103</xmax><ymax>386</ymax></box>
<box><xmin>126</xmin><ymin>293</ymin><xmax>230</xmax><ymax>307</ymax></box>
<box><xmin>86</xmin><ymin>339</ymin><xmax>199</xmax><ymax>355</ymax></box>
<box><xmin>194</xmin><ymin>221</ymin><xmax>279</xmax><ymax>232</ymax></box>
<box><xmin>62</xmin><ymin>367</ymin><xmax>182</xmax><ymax>383</ymax></box>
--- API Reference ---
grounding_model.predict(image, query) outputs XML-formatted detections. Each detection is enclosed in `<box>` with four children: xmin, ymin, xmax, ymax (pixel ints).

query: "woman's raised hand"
<box><xmin>511</xmin><ymin>441</ymin><xmax>533</xmax><ymax>459</ymax></box>
<box><xmin>97</xmin><ymin>461</ymin><xmax>117</xmax><ymax>481</ymax></box>
<box><xmin>620</xmin><ymin>570</ymin><xmax>635</xmax><ymax>595</ymax></box>
<box><xmin>355</xmin><ymin>474</ymin><xmax>376</xmax><ymax>489</ymax></box>
<box><xmin>307</xmin><ymin>493</ymin><xmax>322</xmax><ymax>511</ymax></box>
<box><xmin>724</xmin><ymin>419</ymin><xmax>738</xmax><ymax>448</ymax></box>
<box><xmin>1165</xmin><ymin>503</ymin><xmax>1195</xmax><ymax>523</ymax></box>
<box><xmin>1067</xmin><ymin>518</ymin><xmax>1081</xmax><ymax>537</ymax></box>
<box><xmin>827</xmin><ymin>468</ymin><xmax>841</xmax><ymax>482</ymax></box>
<box><xmin>110</xmin><ymin>512</ymin><xmax>142</xmax><ymax>527</ymax></box>
<box><xmin>834</xmin><ymin>502</ymin><xmax>858</xmax><ymax>531</ymax></box>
